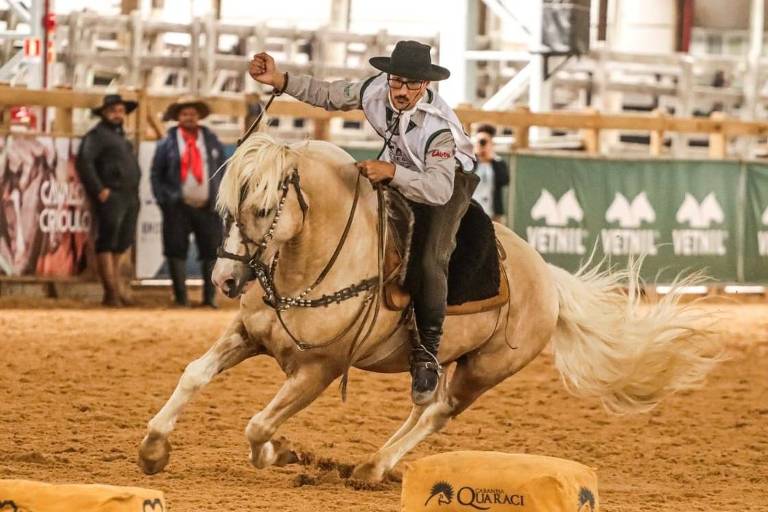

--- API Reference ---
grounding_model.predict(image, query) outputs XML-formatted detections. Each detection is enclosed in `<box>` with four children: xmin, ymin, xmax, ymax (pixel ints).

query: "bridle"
<box><xmin>215</xmin><ymin>82</ymin><xmax>410</xmax><ymax>398</ymax></box>
<box><xmin>217</xmin><ymin>169</ymin><xmax>307</xmax><ymax>283</ymax></box>
<box><xmin>216</xmin><ymin>165</ymin><xmax>397</xmax><ymax>373</ymax></box>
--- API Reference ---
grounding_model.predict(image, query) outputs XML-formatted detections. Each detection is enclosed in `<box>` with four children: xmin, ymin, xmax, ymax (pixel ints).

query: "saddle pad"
<box><xmin>383</xmin><ymin>192</ymin><xmax>507</xmax><ymax>315</ymax></box>
<box><xmin>384</xmin><ymin>246</ymin><xmax>508</xmax><ymax>315</ymax></box>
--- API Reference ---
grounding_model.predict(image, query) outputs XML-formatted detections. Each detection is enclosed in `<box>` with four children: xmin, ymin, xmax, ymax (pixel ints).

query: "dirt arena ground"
<box><xmin>0</xmin><ymin>298</ymin><xmax>765</xmax><ymax>511</ymax></box>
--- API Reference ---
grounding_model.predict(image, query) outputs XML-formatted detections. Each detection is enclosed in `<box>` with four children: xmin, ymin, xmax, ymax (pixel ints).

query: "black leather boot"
<box><xmin>167</xmin><ymin>258</ymin><xmax>189</xmax><ymax>307</ymax></box>
<box><xmin>201</xmin><ymin>259</ymin><xmax>218</xmax><ymax>308</ymax></box>
<box><xmin>410</xmin><ymin>321</ymin><xmax>443</xmax><ymax>405</ymax></box>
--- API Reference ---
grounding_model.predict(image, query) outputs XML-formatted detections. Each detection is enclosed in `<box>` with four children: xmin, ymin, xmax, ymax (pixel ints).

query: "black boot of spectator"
<box><xmin>168</xmin><ymin>258</ymin><xmax>189</xmax><ymax>307</ymax></box>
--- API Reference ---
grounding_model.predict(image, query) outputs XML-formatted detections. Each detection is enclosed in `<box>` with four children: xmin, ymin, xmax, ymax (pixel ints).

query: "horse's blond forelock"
<box><xmin>216</xmin><ymin>132</ymin><xmax>301</xmax><ymax>216</ymax></box>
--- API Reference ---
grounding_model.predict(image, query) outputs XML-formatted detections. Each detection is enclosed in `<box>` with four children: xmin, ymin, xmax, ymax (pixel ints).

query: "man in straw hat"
<box><xmin>249</xmin><ymin>40</ymin><xmax>479</xmax><ymax>405</ymax></box>
<box><xmin>76</xmin><ymin>94</ymin><xmax>141</xmax><ymax>307</ymax></box>
<box><xmin>150</xmin><ymin>97</ymin><xmax>226</xmax><ymax>308</ymax></box>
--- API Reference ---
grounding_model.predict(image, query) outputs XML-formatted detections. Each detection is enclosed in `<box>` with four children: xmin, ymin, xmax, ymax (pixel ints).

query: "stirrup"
<box><xmin>410</xmin><ymin>360</ymin><xmax>441</xmax><ymax>405</ymax></box>
<box><xmin>410</xmin><ymin>359</ymin><xmax>442</xmax><ymax>374</ymax></box>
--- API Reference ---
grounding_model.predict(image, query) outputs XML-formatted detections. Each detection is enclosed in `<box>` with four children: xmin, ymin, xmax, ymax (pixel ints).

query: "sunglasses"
<box><xmin>477</xmin><ymin>138</ymin><xmax>491</xmax><ymax>147</ymax></box>
<box><xmin>387</xmin><ymin>75</ymin><xmax>426</xmax><ymax>91</ymax></box>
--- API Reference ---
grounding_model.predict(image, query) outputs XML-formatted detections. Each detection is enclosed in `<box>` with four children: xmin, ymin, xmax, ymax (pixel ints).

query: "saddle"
<box><xmin>382</xmin><ymin>190</ymin><xmax>509</xmax><ymax>316</ymax></box>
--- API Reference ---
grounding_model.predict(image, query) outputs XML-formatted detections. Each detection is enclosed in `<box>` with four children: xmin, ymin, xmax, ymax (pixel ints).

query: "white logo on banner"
<box><xmin>605</xmin><ymin>192</ymin><xmax>655</xmax><ymax>228</ymax></box>
<box><xmin>759</xmin><ymin>205</ymin><xmax>768</xmax><ymax>257</ymax></box>
<box><xmin>672</xmin><ymin>192</ymin><xmax>727</xmax><ymax>256</ymax></box>
<box><xmin>531</xmin><ymin>189</ymin><xmax>583</xmax><ymax>226</ymax></box>
<box><xmin>601</xmin><ymin>192</ymin><xmax>659</xmax><ymax>255</ymax></box>
<box><xmin>676</xmin><ymin>192</ymin><xmax>724</xmax><ymax>228</ymax></box>
<box><xmin>527</xmin><ymin>189</ymin><xmax>587</xmax><ymax>255</ymax></box>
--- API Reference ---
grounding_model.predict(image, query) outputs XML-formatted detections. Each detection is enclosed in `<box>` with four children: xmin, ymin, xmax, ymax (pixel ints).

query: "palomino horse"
<box><xmin>138</xmin><ymin>133</ymin><xmax>721</xmax><ymax>481</ymax></box>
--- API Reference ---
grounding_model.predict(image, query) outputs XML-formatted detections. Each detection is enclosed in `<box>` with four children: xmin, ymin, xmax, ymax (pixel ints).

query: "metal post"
<box><xmin>190</xmin><ymin>17</ymin><xmax>201</xmax><ymax>94</ymax></box>
<box><xmin>745</xmin><ymin>0</ymin><xmax>764</xmax><ymax>121</ymax></box>
<box><xmin>529</xmin><ymin>0</ymin><xmax>551</xmax><ymax>141</ymax></box>
<box><xmin>439</xmin><ymin>0</ymin><xmax>477</xmax><ymax>107</ymax></box>
<box><xmin>27</xmin><ymin>0</ymin><xmax>43</xmax><ymax>89</ymax></box>
<box><xmin>130</xmin><ymin>10</ymin><xmax>143</xmax><ymax>88</ymax></box>
<box><xmin>204</xmin><ymin>15</ymin><xmax>216</xmax><ymax>95</ymax></box>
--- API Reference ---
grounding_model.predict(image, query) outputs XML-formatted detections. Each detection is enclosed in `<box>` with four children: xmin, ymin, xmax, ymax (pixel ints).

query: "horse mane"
<box><xmin>216</xmin><ymin>132</ymin><xmax>304</xmax><ymax>216</ymax></box>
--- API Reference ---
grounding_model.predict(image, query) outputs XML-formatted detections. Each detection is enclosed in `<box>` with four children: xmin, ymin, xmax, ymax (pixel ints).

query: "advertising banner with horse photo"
<box><xmin>0</xmin><ymin>135</ymin><xmax>91</xmax><ymax>278</ymax></box>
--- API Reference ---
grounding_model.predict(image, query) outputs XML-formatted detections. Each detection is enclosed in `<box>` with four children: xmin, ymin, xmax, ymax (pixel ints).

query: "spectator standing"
<box><xmin>76</xmin><ymin>94</ymin><xmax>141</xmax><ymax>307</ymax></box>
<box><xmin>473</xmin><ymin>124</ymin><xmax>510</xmax><ymax>223</ymax></box>
<box><xmin>150</xmin><ymin>97</ymin><xmax>225</xmax><ymax>308</ymax></box>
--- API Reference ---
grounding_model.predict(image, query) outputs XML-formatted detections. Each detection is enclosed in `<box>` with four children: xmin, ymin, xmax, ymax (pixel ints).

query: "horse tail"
<box><xmin>547</xmin><ymin>259</ymin><xmax>724</xmax><ymax>414</ymax></box>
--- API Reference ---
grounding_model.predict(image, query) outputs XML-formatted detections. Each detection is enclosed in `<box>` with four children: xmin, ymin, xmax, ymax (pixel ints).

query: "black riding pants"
<box><xmin>406</xmin><ymin>169</ymin><xmax>479</xmax><ymax>336</ymax></box>
<box><xmin>160</xmin><ymin>202</ymin><xmax>222</xmax><ymax>260</ymax></box>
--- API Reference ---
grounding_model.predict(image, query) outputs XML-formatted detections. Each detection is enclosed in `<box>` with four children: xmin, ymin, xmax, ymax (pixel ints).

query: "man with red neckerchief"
<box><xmin>151</xmin><ymin>97</ymin><xmax>226</xmax><ymax>308</ymax></box>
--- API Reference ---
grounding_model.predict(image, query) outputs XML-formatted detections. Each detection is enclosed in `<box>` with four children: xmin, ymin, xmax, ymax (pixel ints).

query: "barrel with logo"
<box><xmin>401</xmin><ymin>451</ymin><xmax>598</xmax><ymax>512</ymax></box>
<box><xmin>0</xmin><ymin>479</ymin><xmax>166</xmax><ymax>512</ymax></box>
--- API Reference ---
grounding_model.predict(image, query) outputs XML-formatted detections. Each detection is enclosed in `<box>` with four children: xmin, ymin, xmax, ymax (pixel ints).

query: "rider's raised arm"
<box><xmin>283</xmin><ymin>73</ymin><xmax>377</xmax><ymax>112</ymax></box>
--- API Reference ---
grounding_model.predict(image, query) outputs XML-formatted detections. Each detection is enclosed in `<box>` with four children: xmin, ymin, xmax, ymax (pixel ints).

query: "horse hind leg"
<box><xmin>351</xmin><ymin>361</ymin><xmax>498</xmax><ymax>482</ymax></box>
<box><xmin>138</xmin><ymin>321</ymin><xmax>257</xmax><ymax>475</ymax></box>
<box><xmin>380</xmin><ymin>403</ymin><xmax>428</xmax><ymax>451</ymax></box>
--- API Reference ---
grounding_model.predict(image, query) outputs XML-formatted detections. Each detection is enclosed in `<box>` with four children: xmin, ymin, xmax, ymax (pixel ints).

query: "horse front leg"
<box><xmin>246</xmin><ymin>361</ymin><xmax>340</xmax><ymax>469</ymax></box>
<box><xmin>138</xmin><ymin>320</ymin><xmax>257</xmax><ymax>474</ymax></box>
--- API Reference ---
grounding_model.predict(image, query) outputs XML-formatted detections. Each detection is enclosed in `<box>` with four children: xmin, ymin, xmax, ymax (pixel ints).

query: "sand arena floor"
<box><xmin>0</xmin><ymin>299</ymin><xmax>765</xmax><ymax>511</ymax></box>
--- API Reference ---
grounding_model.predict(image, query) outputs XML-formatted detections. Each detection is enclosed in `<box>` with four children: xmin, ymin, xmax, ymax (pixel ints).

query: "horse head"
<box><xmin>212</xmin><ymin>133</ymin><xmax>309</xmax><ymax>298</ymax></box>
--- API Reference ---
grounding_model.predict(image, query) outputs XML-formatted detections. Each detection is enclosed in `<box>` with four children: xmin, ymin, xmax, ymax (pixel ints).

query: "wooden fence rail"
<box><xmin>0</xmin><ymin>85</ymin><xmax>765</xmax><ymax>159</ymax></box>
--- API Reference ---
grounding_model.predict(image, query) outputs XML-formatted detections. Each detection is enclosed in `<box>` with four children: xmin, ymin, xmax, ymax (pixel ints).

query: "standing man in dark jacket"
<box><xmin>473</xmin><ymin>124</ymin><xmax>509</xmax><ymax>223</ymax></box>
<box><xmin>150</xmin><ymin>97</ymin><xmax>226</xmax><ymax>307</ymax></box>
<box><xmin>76</xmin><ymin>94</ymin><xmax>141</xmax><ymax>307</ymax></box>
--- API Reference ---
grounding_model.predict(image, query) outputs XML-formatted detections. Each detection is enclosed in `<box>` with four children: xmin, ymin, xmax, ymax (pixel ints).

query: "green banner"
<box><xmin>744</xmin><ymin>163</ymin><xmax>768</xmax><ymax>282</ymax></box>
<box><xmin>512</xmin><ymin>154</ymin><xmax>742</xmax><ymax>281</ymax></box>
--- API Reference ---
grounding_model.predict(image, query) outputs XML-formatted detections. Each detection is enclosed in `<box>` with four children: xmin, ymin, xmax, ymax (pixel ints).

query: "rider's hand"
<box><xmin>249</xmin><ymin>52</ymin><xmax>285</xmax><ymax>90</ymax></box>
<box><xmin>98</xmin><ymin>188</ymin><xmax>111</xmax><ymax>203</ymax></box>
<box><xmin>356</xmin><ymin>160</ymin><xmax>396</xmax><ymax>184</ymax></box>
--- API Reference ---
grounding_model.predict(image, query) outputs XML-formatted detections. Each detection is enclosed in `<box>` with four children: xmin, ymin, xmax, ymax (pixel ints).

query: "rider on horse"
<box><xmin>249</xmin><ymin>40</ymin><xmax>478</xmax><ymax>405</ymax></box>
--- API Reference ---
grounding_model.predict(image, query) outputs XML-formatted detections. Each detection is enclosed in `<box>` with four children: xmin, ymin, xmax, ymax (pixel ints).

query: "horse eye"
<box><xmin>256</xmin><ymin>208</ymin><xmax>273</xmax><ymax>218</ymax></box>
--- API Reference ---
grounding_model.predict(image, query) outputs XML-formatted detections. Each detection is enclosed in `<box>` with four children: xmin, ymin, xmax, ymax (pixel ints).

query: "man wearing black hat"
<box><xmin>249</xmin><ymin>41</ymin><xmax>479</xmax><ymax>405</ymax></box>
<box><xmin>76</xmin><ymin>94</ymin><xmax>141</xmax><ymax>307</ymax></box>
<box><xmin>150</xmin><ymin>97</ymin><xmax>226</xmax><ymax>308</ymax></box>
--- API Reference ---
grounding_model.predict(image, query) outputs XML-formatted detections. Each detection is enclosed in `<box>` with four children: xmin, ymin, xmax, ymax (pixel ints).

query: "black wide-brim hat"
<box><xmin>91</xmin><ymin>94</ymin><xmax>138</xmax><ymax>117</ymax></box>
<box><xmin>162</xmin><ymin>96</ymin><xmax>211</xmax><ymax>121</ymax></box>
<box><xmin>369</xmin><ymin>40</ymin><xmax>450</xmax><ymax>82</ymax></box>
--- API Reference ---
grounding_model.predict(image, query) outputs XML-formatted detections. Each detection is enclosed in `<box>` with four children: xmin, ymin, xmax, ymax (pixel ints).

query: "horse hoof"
<box><xmin>249</xmin><ymin>441</ymin><xmax>277</xmax><ymax>469</ymax></box>
<box><xmin>138</xmin><ymin>433</ymin><xmax>171</xmax><ymax>475</ymax></box>
<box><xmin>385</xmin><ymin>467</ymin><xmax>403</xmax><ymax>483</ymax></box>
<box><xmin>272</xmin><ymin>437</ymin><xmax>300</xmax><ymax>466</ymax></box>
<box><xmin>350</xmin><ymin>461</ymin><xmax>384</xmax><ymax>482</ymax></box>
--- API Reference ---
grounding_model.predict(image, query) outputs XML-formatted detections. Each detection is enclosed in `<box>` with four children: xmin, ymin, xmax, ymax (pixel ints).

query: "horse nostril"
<box><xmin>223</xmin><ymin>278</ymin><xmax>236</xmax><ymax>293</ymax></box>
